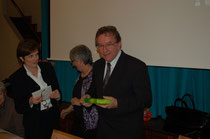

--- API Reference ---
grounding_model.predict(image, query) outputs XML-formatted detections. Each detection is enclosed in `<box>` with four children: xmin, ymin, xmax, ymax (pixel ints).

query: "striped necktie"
<box><xmin>103</xmin><ymin>63</ymin><xmax>111</xmax><ymax>89</ymax></box>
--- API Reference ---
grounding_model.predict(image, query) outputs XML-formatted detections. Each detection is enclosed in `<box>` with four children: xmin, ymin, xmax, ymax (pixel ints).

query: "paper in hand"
<box><xmin>32</xmin><ymin>86</ymin><xmax>52</xmax><ymax>100</ymax></box>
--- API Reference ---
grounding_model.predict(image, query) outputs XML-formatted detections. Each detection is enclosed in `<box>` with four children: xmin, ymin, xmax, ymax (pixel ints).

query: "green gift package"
<box><xmin>83</xmin><ymin>98</ymin><xmax>111</xmax><ymax>104</ymax></box>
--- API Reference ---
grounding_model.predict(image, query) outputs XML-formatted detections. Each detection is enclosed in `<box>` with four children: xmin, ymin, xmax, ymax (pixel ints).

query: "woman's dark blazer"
<box><xmin>10</xmin><ymin>62</ymin><xmax>61</xmax><ymax>134</ymax></box>
<box><xmin>89</xmin><ymin>51</ymin><xmax>152</xmax><ymax>139</ymax></box>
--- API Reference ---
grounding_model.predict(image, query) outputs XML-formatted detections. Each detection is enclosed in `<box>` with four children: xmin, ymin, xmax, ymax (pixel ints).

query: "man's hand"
<box><xmin>97</xmin><ymin>96</ymin><xmax>118</xmax><ymax>109</ymax></box>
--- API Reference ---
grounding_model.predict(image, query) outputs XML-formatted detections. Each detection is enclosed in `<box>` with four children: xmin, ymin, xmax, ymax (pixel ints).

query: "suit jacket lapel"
<box><xmin>20</xmin><ymin>66</ymin><xmax>40</xmax><ymax>91</ymax></box>
<box><xmin>103</xmin><ymin>51</ymin><xmax>126</xmax><ymax>93</ymax></box>
<box><xmin>98</xmin><ymin>60</ymin><xmax>106</xmax><ymax>92</ymax></box>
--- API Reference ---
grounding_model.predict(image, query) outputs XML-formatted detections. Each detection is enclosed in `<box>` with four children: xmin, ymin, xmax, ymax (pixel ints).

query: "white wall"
<box><xmin>50</xmin><ymin>0</ymin><xmax>210</xmax><ymax>69</ymax></box>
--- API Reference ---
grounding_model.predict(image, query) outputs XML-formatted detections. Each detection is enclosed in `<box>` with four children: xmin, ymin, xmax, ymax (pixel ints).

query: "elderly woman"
<box><xmin>10</xmin><ymin>39</ymin><xmax>61</xmax><ymax>139</ymax></box>
<box><xmin>60</xmin><ymin>44</ymin><xmax>98</xmax><ymax>139</ymax></box>
<box><xmin>0</xmin><ymin>81</ymin><xmax>24</xmax><ymax>137</ymax></box>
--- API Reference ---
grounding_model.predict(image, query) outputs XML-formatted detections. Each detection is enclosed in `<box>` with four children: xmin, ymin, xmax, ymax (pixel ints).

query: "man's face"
<box><xmin>0</xmin><ymin>90</ymin><xmax>5</xmax><ymax>105</ymax></box>
<box><xmin>96</xmin><ymin>33</ymin><xmax>121</xmax><ymax>62</ymax></box>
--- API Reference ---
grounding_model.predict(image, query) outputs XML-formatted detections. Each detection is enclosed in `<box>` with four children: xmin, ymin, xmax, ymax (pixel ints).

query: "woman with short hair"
<box><xmin>60</xmin><ymin>44</ymin><xmax>98</xmax><ymax>139</ymax></box>
<box><xmin>10</xmin><ymin>39</ymin><xmax>61</xmax><ymax>139</ymax></box>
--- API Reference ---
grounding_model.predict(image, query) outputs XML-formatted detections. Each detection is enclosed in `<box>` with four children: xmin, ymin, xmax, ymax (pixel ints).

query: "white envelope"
<box><xmin>32</xmin><ymin>86</ymin><xmax>52</xmax><ymax>100</ymax></box>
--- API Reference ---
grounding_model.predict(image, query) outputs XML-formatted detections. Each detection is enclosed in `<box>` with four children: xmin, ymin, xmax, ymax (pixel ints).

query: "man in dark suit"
<box><xmin>82</xmin><ymin>26</ymin><xmax>152</xmax><ymax>139</ymax></box>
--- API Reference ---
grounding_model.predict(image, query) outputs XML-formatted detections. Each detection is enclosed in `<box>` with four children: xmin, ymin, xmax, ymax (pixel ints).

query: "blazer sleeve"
<box><xmin>117</xmin><ymin>63</ymin><xmax>152</xmax><ymax>114</ymax></box>
<box><xmin>10</xmin><ymin>69</ymin><xmax>39</xmax><ymax>114</ymax></box>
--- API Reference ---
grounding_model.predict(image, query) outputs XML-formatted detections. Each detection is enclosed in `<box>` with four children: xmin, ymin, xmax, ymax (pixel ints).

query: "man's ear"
<box><xmin>118</xmin><ymin>41</ymin><xmax>122</xmax><ymax>50</ymax></box>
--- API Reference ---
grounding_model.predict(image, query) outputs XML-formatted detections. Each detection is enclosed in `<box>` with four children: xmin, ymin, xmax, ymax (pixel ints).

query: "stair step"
<box><xmin>10</xmin><ymin>16</ymin><xmax>32</xmax><ymax>24</ymax></box>
<box><xmin>37</xmin><ymin>32</ymin><xmax>41</xmax><ymax>39</ymax></box>
<box><xmin>24</xmin><ymin>16</ymin><xmax>32</xmax><ymax>23</ymax></box>
<box><xmin>10</xmin><ymin>16</ymin><xmax>41</xmax><ymax>43</ymax></box>
<box><xmin>31</xmin><ymin>24</ymin><xmax>37</xmax><ymax>31</ymax></box>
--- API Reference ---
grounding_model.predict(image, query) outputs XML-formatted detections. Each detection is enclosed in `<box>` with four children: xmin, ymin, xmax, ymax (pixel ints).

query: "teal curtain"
<box><xmin>148</xmin><ymin>66</ymin><xmax>210</xmax><ymax>118</ymax></box>
<box><xmin>52</xmin><ymin>60</ymin><xmax>79</xmax><ymax>102</ymax></box>
<box><xmin>49</xmin><ymin>61</ymin><xmax>210</xmax><ymax>118</ymax></box>
<box><xmin>41</xmin><ymin>1</ymin><xmax>210</xmax><ymax>118</ymax></box>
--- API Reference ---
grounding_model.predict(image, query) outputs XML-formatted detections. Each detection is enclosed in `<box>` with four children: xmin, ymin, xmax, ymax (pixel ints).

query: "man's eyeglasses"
<box><xmin>97</xmin><ymin>42</ymin><xmax>117</xmax><ymax>49</ymax></box>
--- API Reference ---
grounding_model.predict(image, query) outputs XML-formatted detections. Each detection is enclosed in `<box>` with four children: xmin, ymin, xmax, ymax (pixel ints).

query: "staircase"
<box><xmin>9</xmin><ymin>0</ymin><xmax>41</xmax><ymax>43</ymax></box>
<box><xmin>10</xmin><ymin>16</ymin><xmax>41</xmax><ymax>43</ymax></box>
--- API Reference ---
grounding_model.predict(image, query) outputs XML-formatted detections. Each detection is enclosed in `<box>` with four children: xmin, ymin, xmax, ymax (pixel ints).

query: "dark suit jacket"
<box><xmin>10</xmin><ymin>62</ymin><xmax>61</xmax><ymax>139</ymax></box>
<box><xmin>89</xmin><ymin>51</ymin><xmax>152</xmax><ymax>139</ymax></box>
